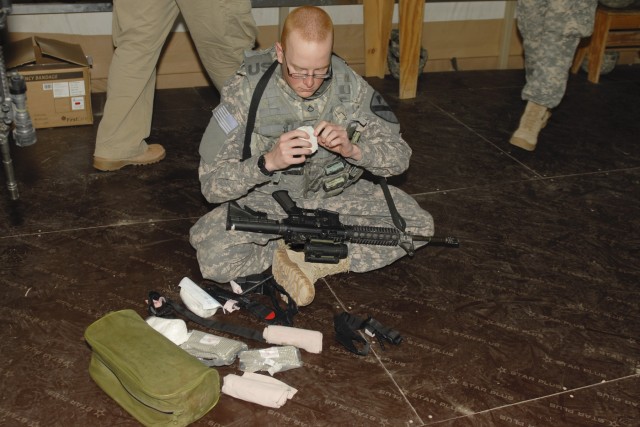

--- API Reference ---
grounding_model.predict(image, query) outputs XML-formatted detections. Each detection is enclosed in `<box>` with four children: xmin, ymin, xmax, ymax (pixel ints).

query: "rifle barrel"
<box><xmin>411</xmin><ymin>235</ymin><xmax>460</xmax><ymax>248</ymax></box>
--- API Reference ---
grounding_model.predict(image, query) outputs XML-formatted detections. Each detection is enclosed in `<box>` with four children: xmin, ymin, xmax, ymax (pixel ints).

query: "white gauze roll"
<box><xmin>263</xmin><ymin>325</ymin><xmax>323</xmax><ymax>354</ymax></box>
<box><xmin>296</xmin><ymin>125</ymin><xmax>318</xmax><ymax>154</ymax></box>
<box><xmin>221</xmin><ymin>372</ymin><xmax>297</xmax><ymax>408</ymax></box>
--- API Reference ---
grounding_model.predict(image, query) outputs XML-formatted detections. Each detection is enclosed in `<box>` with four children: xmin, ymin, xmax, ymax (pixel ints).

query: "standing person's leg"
<box><xmin>521</xmin><ymin>0</ymin><xmax>597</xmax><ymax>109</ymax></box>
<box><xmin>93</xmin><ymin>0</ymin><xmax>180</xmax><ymax>170</ymax></box>
<box><xmin>178</xmin><ymin>0</ymin><xmax>257</xmax><ymax>91</ymax></box>
<box><xmin>517</xmin><ymin>0</ymin><xmax>548</xmax><ymax>106</ymax></box>
<box><xmin>510</xmin><ymin>0</ymin><xmax>553</xmax><ymax>151</ymax></box>
<box><xmin>511</xmin><ymin>0</ymin><xmax>597</xmax><ymax>151</ymax></box>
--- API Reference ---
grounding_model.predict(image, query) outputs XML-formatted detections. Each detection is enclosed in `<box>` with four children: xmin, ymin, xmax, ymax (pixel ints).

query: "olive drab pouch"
<box><xmin>85</xmin><ymin>309</ymin><xmax>220</xmax><ymax>427</ymax></box>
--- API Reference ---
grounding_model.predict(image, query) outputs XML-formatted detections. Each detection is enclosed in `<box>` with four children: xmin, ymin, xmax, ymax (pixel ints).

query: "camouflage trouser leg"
<box><xmin>189</xmin><ymin>179</ymin><xmax>434</xmax><ymax>282</ymax></box>
<box><xmin>313</xmin><ymin>180</ymin><xmax>434</xmax><ymax>273</ymax></box>
<box><xmin>517</xmin><ymin>0</ymin><xmax>597</xmax><ymax>108</ymax></box>
<box><xmin>190</xmin><ymin>205</ymin><xmax>278</xmax><ymax>283</ymax></box>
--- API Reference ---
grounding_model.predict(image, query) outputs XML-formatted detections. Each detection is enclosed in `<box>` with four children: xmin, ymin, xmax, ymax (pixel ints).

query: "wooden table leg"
<box><xmin>363</xmin><ymin>0</ymin><xmax>394</xmax><ymax>78</ymax></box>
<box><xmin>398</xmin><ymin>0</ymin><xmax>425</xmax><ymax>99</ymax></box>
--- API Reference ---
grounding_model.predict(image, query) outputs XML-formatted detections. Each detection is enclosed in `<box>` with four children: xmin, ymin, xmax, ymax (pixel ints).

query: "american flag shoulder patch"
<box><xmin>213</xmin><ymin>105</ymin><xmax>239</xmax><ymax>135</ymax></box>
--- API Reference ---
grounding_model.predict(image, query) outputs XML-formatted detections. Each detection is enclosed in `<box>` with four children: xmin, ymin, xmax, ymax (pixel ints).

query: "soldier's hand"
<box><xmin>263</xmin><ymin>128</ymin><xmax>314</xmax><ymax>172</ymax></box>
<box><xmin>315</xmin><ymin>121</ymin><xmax>361</xmax><ymax>160</ymax></box>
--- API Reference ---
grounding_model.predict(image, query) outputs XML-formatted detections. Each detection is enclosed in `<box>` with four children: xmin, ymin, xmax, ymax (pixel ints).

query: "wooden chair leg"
<box><xmin>571</xmin><ymin>40</ymin><xmax>588</xmax><ymax>74</ymax></box>
<box><xmin>587</xmin><ymin>10</ymin><xmax>611</xmax><ymax>84</ymax></box>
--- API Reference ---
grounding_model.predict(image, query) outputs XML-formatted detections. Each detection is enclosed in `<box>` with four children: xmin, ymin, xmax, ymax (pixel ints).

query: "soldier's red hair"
<box><xmin>281</xmin><ymin>6</ymin><xmax>334</xmax><ymax>50</ymax></box>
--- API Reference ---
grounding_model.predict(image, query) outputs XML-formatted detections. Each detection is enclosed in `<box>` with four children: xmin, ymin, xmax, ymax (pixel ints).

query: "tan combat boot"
<box><xmin>272</xmin><ymin>241</ymin><xmax>350</xmax><ymax>306</ymax></box>
<box><xmin>509</xmin><ymin>101</ymin><xmax>551</xmax><ymax>151</ymax></box>
<box><xmin>93</xmin><ymin>144</ymin><xmax>166</xmax><ymax>171</ymax></box>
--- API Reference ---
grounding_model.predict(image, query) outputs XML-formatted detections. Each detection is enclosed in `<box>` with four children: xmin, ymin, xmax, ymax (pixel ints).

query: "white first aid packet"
<box><xmin>179</xmin><ymin>277</ymin><xmax>222</xmax><ymax>318</ymax></box>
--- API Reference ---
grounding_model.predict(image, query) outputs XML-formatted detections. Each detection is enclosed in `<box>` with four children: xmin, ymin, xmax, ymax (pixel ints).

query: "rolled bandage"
<box><xmin>296</xmin><ymin>125</ymin><xmax>318</xmax><ymax>154</ymax></box>
<box><xmin>263</xmin><ymin>325</ymin><xmax>323</xmax><ymax>354</ymax></box>
<box><xmin>222</xmin><ymin>372</ymin><xmax>297</xmax><ymax>408</ymax></box>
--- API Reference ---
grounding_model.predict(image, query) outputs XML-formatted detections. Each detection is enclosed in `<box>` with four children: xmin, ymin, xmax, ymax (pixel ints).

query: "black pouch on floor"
<box><xmin>85</xmin><ymin>309</ymin><xmax>220</xmax><ymax>427</ymax></box>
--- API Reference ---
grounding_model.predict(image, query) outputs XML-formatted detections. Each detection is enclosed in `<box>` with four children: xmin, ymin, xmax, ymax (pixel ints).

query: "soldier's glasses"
<box><xmin>282</xmin><ymin>53</ymin><xmax>332</xmax><ymax>80</ymax></box>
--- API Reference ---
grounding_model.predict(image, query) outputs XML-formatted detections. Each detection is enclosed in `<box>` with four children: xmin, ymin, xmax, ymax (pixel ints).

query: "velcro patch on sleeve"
<box><xmin>214</xmin><ymin>105</ymin><xmax>239</xmax><ymax>135</ymax></box>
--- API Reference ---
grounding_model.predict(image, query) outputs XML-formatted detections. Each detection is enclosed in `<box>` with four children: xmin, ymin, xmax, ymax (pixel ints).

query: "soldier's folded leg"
<box><xmin>272</xmin><ymin>241</ymin><xmax>349</xmax><ymax>307</ymax></box>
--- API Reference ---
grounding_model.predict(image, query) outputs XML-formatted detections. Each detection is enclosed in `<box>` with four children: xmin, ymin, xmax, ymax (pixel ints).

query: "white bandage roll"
<box><xmin>222</xmin><ymin>372</ymin><xmax>297</xmax><ymax>408</ymax></box>
<box><xmin>296</xmin><ymin>125</ymin><xmax>318</xmax><ymax>154</ymax></box>
<box><xmin>263</xmin><ymin>325</ymin><xmax>323</xmax><ymax>354</ymax></box>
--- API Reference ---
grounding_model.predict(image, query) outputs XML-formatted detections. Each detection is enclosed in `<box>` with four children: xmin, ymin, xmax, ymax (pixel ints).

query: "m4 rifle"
<box><xmin>226</xmin><ymin>190</ymin><xmax>459</xmax><ymax>264</ymax></box>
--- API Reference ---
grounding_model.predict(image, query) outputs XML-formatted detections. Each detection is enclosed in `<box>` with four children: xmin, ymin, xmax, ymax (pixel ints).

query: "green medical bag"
<box><xmin>85</xmin><ymin>309</ymin><xmax>219</xmax><ymax>426</ymax></box>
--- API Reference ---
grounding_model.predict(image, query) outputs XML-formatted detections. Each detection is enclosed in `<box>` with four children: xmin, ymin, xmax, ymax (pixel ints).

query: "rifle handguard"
<box><xmin>225</xmin><ymin>190</ymin><xmax>460</xmax><ymax>262</ymax></box>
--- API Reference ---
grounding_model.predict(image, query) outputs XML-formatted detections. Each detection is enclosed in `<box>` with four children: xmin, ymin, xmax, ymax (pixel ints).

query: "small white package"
<box><xmin>178</xmin><ymin>277</ymin><xmax>222</xmax><ymax>318</ymax></box>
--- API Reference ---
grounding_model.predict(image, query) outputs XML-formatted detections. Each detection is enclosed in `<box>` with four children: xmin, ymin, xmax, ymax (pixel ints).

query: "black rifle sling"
<box><xmin>377</xmin><ymin>176</ymin><xmax>407</xmax><ymax>232</ymax></box>
<box><xmin>242</xmin><ymin>60</ymin><xmax>279</xmax><ymax>160</ymax></box>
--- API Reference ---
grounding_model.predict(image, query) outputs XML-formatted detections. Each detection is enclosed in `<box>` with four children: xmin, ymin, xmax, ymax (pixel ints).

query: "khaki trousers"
<box><xmin>94</xmin><ymin>0</ymin><xmax>256</xmax><ymax>159</ymax></box>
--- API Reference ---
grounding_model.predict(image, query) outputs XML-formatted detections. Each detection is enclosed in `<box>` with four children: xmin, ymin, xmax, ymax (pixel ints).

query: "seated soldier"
<box><xmin>190</xmin><ymin>6</ymin><xmax>433</xmax><ymax>306</ymax></box>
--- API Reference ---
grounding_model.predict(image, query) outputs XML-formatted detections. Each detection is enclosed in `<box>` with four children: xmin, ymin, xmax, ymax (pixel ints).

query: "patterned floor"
<box><xmin>1</xmin><ymin>64</ymin><xmax>639</xmax><ymax>426</ymax></box>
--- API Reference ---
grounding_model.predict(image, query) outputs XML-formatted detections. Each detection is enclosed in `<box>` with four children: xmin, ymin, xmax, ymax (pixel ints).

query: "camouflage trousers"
<box><xmin>189</xmin><ymin>179</ymin><xmax>434</xmax><ymax>283</ymax></box>
<box><xmin>517</xmin><ymin>0</ymin><xmax>597</xmax><ymax>108</ymax></box>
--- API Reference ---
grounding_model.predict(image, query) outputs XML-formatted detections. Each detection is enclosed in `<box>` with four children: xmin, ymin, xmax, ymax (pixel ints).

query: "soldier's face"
<box><xmin>276</xmin><ymin>36</ymin><xmax>333</xmax><ymax>98</ymax></box>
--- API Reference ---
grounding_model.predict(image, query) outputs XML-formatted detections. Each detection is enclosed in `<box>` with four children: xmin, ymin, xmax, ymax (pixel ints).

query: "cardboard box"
<box><xmin>6</xmin><ymin>36</ymin><xmax>93</xmax><ymax>129</ymax></box>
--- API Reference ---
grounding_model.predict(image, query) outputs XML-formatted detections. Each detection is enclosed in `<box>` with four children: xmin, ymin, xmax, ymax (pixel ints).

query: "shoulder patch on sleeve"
<box><xmin>213</xmin><ymin>105</ymin><xmax>239</xmax><ymax>135</ymax></box>
<box><xmin>370</xmin><ymin>91</ymin><xmax>399</xmax><ymax>124</ymax></box>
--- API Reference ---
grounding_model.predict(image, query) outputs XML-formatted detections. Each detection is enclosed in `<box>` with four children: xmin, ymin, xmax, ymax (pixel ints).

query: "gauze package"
<box><xmin>145</xmin><ymin>316</ymin><xmax>189</xmax><ymax>345</ymax></box>
<box><xmin>179</xmin><ymin>277</ymin><xmax>222</xmax><ymax>318</ymax></box>
<box><xmin>179</xmin><ymin>330</ymin><xmax>248</xmax><ymax>367</ymax></box>
<box><xmin>238</xmin><ymin>346</ymin><xmax>302</xmax><ymax>375</ymax></box>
